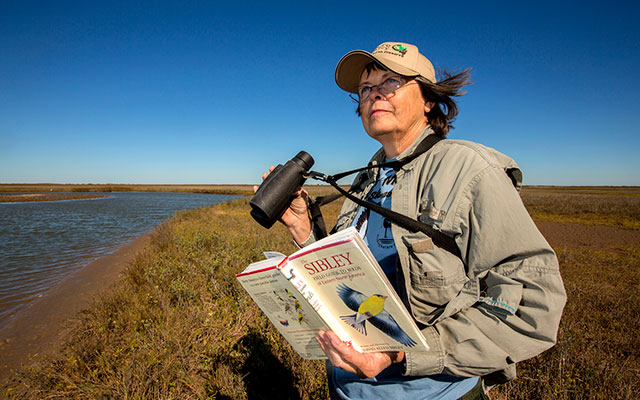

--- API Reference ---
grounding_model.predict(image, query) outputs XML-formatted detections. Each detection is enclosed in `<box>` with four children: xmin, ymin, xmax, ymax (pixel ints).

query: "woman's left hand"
<box><xmin>316</xmin><ymin>330</ymin><xmax>405</xmax><ymax>378</ymax></box>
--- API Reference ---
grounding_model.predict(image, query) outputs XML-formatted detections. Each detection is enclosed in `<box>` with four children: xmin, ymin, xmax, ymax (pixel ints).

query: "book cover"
<box><xmin>236</xmin><ymin>227</ymin><xmax>428</xmax><ymax>359</ymax></box>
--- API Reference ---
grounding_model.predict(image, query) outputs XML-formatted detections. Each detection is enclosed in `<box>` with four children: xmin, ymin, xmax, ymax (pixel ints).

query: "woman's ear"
<box><xmin>424</xmin><ymin>101</ymin><xmax>435</xmax><ymax>114</ymax></box>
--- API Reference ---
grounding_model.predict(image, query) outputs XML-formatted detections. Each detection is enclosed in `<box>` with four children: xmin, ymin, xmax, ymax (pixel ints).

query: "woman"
<box><xmin>259</xmin><ymin>42</ymin><xmax>566</xmax><ymax>400</ymax></box>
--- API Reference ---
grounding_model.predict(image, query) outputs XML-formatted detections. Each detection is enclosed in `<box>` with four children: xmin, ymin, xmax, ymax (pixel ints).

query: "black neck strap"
<box><xmin>330</xmin><ymin>133</ymin><xmax>444</xmax><ymax>181</ymax></box>
<box><xmin>306</xmin><ymin>134</ymin><xmax>461</xmax><ymax>259</ymax></box>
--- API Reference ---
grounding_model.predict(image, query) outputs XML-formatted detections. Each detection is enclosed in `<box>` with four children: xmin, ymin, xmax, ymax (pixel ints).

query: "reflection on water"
<box><xmin>0</xmin><ymin>192</ymin><xmax>239</xmax><ymax>326</ymax></box>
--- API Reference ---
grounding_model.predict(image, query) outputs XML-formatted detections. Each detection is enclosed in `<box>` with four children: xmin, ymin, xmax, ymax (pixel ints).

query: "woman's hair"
<box><xmin>356</xmin><ymin>62</ymin><xmax>472</xmax><ymax>138</ymax></box>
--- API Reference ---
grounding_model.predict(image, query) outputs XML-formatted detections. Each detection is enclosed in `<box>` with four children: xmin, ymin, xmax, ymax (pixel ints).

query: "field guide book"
<box><xmin>236</xmin><ymin>226</ymin><xmax>428</xmax><ymax>360</ymax></box>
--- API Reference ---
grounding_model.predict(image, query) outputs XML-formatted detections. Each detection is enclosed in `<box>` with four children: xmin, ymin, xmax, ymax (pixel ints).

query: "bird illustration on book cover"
<box><xmin>336</xmin><ymin>283</ymin><xmax>417</xmax><ymax>347</ymax></box>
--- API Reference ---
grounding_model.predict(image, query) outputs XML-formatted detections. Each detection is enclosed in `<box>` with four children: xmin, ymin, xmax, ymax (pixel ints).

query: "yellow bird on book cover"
<box><xmin>336</xmin><ymin>283</ymin><xmax>418</xmax><ymax>347</ymax></box>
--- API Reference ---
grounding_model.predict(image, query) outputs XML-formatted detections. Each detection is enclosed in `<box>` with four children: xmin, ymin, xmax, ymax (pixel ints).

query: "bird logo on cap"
<box><xmin>336</xmin><ymin>283</ymin><xmax>417</xmax><ymax>347</ymax></box>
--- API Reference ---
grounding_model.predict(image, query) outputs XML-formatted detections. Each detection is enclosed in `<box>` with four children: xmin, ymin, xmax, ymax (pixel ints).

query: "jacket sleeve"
<box><xmin>403</xmin><ymin>164</ymin><xmax>567</xmax><ymax>377</ymax></box>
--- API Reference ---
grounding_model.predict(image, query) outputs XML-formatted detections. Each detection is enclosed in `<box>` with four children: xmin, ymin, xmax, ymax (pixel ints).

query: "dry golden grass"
<box><xmin>492</xmin><ymin>247</ymin><xmax>640</xmax><ymax>399</ymax></box>
<box><xmin>521</xmin><ymin>186</ymin><xmax>640</xmax><ymax>230</ymax></box>
<box><xmin>2</xmin><ymin>196</ymin><xmax>341</xmax><ymax>399</ymax></box>
<box><xmin>2</xmin><ymin>186</ymin><xmax>638</xmax><ymax>399</ymax></box>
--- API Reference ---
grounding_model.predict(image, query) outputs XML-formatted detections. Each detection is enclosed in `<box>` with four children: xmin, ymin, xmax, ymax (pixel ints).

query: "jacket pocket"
<box><xmin>402</xmin><ymin>234</ymin><xmax>467</xmax><ymax>307</ymax></box>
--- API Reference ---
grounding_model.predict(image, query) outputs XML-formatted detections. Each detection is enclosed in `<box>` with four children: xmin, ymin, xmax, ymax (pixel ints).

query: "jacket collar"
<box><xmin>370</xmin><ymin>126</ymin><xmax>437</xmax><ymax>166</ymax></box>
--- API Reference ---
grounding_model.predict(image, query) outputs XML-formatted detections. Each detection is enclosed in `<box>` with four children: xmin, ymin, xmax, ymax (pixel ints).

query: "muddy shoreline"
<box><xmin>0</xmin><ymin>234</ymin><xmax>151</xmax><ymax>382</ymax></box>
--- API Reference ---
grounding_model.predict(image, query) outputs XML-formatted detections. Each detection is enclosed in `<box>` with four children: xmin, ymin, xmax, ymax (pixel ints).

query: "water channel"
<box><xmin>0</xmin><ymin>192</ymin><xmax>240</xmax><ymax>326</ymax></box>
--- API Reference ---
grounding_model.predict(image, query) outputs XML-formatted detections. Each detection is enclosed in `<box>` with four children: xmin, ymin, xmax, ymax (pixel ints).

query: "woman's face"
<box><xmin>358</xmin><ymin>68</ymin><xmax>430</xmax><ymax>145</ymax></box>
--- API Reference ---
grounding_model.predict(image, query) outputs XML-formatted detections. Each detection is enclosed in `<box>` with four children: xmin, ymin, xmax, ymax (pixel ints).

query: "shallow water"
<box><xmin>0</xmin><ymin>192</ymin><xmax>239</xmax><ymax>326</ymax></box>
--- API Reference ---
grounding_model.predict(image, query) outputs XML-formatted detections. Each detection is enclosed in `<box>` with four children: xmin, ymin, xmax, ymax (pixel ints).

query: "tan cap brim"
<box><xmin>335</xmin><ymin>50</ymin><xmax>421</xmax><ymax>93</ymax></box>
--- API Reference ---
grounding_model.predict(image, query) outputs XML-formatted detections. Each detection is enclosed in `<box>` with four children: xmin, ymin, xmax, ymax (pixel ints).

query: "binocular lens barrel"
<box><xmin>250</xmin><ymin>151</ymin><xmax>314</xmax><ymax>228</ymax></box>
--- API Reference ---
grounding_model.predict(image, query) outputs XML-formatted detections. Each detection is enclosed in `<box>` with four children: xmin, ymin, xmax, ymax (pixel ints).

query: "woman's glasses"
<box><xmin>350</xmin><ymin>75</ymin><xmax>405</xmax><ymax>103</ymax></box>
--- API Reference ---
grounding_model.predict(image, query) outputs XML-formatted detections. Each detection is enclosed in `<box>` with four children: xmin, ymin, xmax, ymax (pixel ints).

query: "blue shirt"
<box><xmin>352</xmin><ymin>164</ymin><xmax>398</xmax><ymax>286</ymax></box>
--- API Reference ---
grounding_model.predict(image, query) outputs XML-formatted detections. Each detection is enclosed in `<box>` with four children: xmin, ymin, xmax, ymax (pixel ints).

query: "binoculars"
<box><xmin>250</xmin><ymin>151</ymin><xmax>314</xmax><ymax>228</ymax></box>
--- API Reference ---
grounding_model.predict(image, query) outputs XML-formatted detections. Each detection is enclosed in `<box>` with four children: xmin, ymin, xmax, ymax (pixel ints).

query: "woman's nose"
<box><xmin>369</xmin><ymin>85</ymin><xmax>385</xmax><ymax>100</ymax></box>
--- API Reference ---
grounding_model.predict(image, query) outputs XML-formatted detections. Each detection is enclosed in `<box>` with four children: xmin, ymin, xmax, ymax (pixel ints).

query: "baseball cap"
<box><xmin>335</xmin><ymin>42</ymin><xmax>436</xmax><ymax>93</ymax></box>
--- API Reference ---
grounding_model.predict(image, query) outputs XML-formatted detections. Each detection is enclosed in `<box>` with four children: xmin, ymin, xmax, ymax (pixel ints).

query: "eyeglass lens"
<box><xmin>357</xmin><ymin>76</ymin><xmax>403</xmax><ymax>101</ymax></box>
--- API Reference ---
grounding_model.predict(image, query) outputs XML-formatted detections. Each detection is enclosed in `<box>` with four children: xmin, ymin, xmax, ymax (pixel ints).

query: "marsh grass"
<box><xmin>3</xmin><ymin>198</ymin><xmax>339</xmax><ymax>399</ymax></box>
<box><xmin>0</xmin><ymin>184</ymin><xmax>257</xmax><ymax>196</ymax></box>
<box><xmin>492</xmin><ymin>247</ymin><xmax>640</xmax><ymax>399</ymax></box>
<box><xmin>3</xmin><ymin>187</ymin><xmax>639</xmax><ymax>399</ymax></box>
<box><xmin>521</xmin><ymin>187</ymin><xmax>640</xmax><ymax>230</ymax></box>
<box><xmin>0</xmin><ymin>193</ymin><xmax>108</xmax><ymax>203</ymax></box>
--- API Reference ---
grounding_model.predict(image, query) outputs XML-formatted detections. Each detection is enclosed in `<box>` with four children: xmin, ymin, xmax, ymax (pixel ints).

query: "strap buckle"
<box><xmin>304</xmin><ymin>170</ymin><xmax>329</xmax><ymax>182</ymax></box>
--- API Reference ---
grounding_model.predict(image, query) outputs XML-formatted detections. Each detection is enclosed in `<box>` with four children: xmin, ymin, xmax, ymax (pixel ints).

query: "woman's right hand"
<box><xmin>254</xmin><ymin>166</ymin><xmax>312</xmax><ymax>245</ymax></box>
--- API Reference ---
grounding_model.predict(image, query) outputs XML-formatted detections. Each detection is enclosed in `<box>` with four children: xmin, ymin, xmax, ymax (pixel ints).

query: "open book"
<box><xmin>236</xmin><ymin>227</ymin><xmax>429</xmax><ymax>360</ymax></box>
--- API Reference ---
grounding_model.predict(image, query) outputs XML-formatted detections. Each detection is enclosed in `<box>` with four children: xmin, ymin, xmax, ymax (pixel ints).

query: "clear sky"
<box><xmin>1</xmin><ymin>1</ymin><xmax>638</xmax><ymax>186</ymax></box>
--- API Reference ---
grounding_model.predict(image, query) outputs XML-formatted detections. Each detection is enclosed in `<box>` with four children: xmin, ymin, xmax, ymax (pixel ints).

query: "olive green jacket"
<box><xmin>304</xmin><ymin>127</ymin><xmax>566</xmax><ymax>380</ymax></box>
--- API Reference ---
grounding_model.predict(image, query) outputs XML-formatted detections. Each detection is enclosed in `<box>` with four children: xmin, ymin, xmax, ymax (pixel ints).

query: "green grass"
<box><xmin>3</xmin><ymin>187</ymin><xmax>639</xmax><ymax>399</ymax></box>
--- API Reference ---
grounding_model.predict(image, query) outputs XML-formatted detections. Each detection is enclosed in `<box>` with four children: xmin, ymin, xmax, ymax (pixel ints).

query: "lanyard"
<box><xmin>304</xmin><ymin>134</ymin><xmax>461</xmax><ymax>259</ymax></box>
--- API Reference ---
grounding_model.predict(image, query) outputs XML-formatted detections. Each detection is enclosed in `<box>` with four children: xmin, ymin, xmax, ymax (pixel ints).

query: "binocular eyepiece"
<box><xmin>250</xmin><ymin>151</ymin><xmax>314</xmax><ymax>228</ymax></box>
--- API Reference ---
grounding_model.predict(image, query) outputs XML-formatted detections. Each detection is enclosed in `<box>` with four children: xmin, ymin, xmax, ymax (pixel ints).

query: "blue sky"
<box><xmin>1</xmin><ymin>1</ymin><xmax>638</xmax><ymax>185</ymax></box>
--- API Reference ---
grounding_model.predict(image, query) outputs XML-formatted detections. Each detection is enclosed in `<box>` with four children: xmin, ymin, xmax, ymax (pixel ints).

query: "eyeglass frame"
<box><xmin>348</xmin><ymin>75</ymin><xmax>408</xmax><ymax>104</ymax></box>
